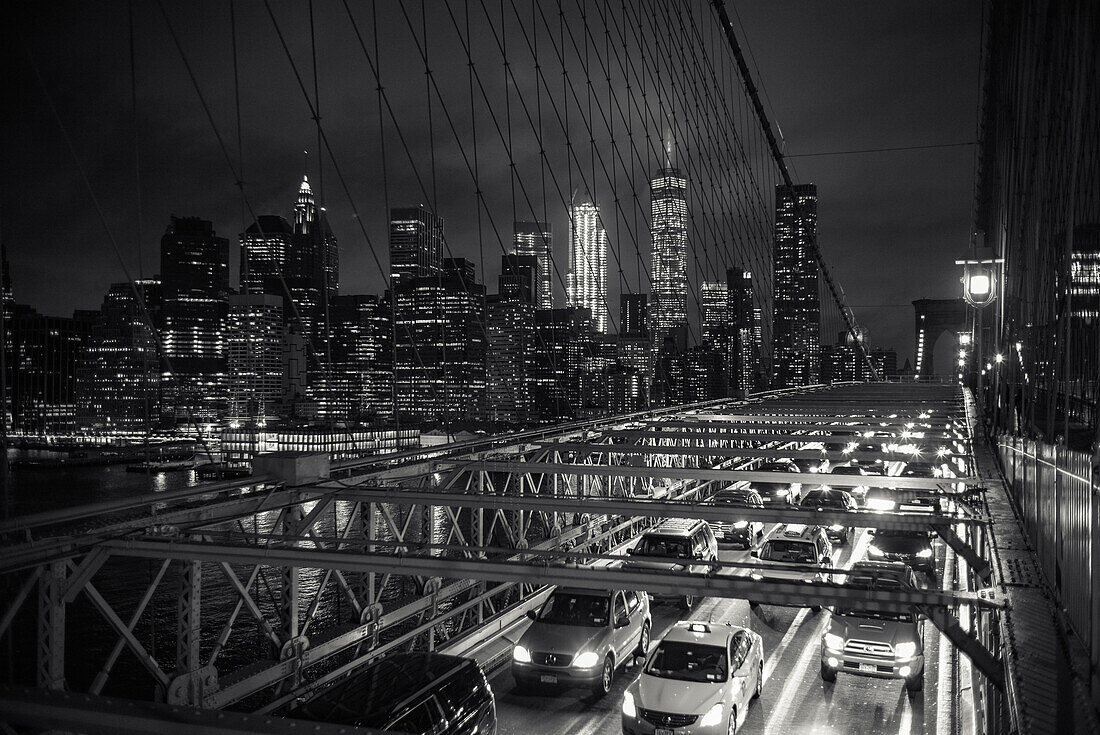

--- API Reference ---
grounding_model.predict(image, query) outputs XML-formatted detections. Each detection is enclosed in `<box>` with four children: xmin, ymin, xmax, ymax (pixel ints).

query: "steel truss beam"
<box><xmin>920</xmin><ymin>604</ymin><xmax>1005</xmax><ymax>691</ymax></box>
<box><xmin>321</xmin><ymin>488</ymin><xmax>982</xmax><ymax>532</ymax></box>
<box><xmin>642</xmin><ymin>418</ymin><xmax>963</xmax><ymax>434</ymax></box>
<box><xmin>444</xmin><ymin>461</ymin><xmax>970</xmax><ymax>490</ymax></box>
<box><xmin>101</xmin><ymin>538</ymin><xmax>1002</xmax><ymax>612</ymax></box>
<box><xmin>540</xmin><ymin>441</ymin><xmax>949</xmax><ymax>464</ymax></box>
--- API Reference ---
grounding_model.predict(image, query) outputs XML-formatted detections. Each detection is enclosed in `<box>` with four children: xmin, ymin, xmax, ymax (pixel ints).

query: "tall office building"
<box><xmin>240</xmin><ymin>215</ymin><xmax>294</xmax><ymax>296</ymax></box>
<box><xmin>311</xmin><ymin>294</ymin><xmax>393</xmax><ymax>422</ymax></box>
<box><xmin>394</xmin><ymin>258</ymin><xmax>486</xmax><ymax>424</ymax></box>
<box><xmin>78</xmin><ymin>280</ymin><xmax>162</xmax><ymax>431</ymax></box>
<box><xmin>532</xmin><ymin>307</ymin><xmax>591</xmax><ymax>422</ymax></box>
<box><xmin>500</xmin><ymin>255</ymin><xmax>539</xmax><ymax>304</ymax></box>
<box><xmin>390</xmin><ymin>206</ymin><xmax>444</xmax><ymax>288</ymax></box>
<box><xmin>160</xmin><ymin>216</ymin><xmax>230</xmax><ymax>423</ymax></box>
<box><xmin>566</xmin><ymin>199</ymin><xmax>609</xmax><ymax>334</ymax></box>
<box><xmin>650</xmin><ymin>167</ymin><xmax>688</xmax><ymax>340</ymax></box>
<box><xmin>620</xmin><ymin>293</ymin><xmax>649</xmax><ymax>338</ymax></box>
<box><xmin>513</xmin><ymin>221</ymin><xmax>553</xmax><ymax>309</ymax></box>
<box><xmin>772</xmin><ymin>184</ymin><xmax>820</xmax><ymax>387</ymax></box>
<box><xmin>700</xmin><ymin>281</ymin><xmax>728</xmax><ymax>342</ymax></box>
<box><xmin>226</xmin><ymin>294</ymin><xmax>285</xmax><ymax>423</ymax></box>
<box><xmin>487</xmin><ymin>298</ymin><xmax>536</xmax><ymax>426</ymax></box>
<box><xmin>293</xmin><ymin>175</ymin><xmax>339</xmax><ymax>295</ymax></box>
<box><xmin>1</xmin><ymin>240</ymin><xmax>13</xmax><ymax>419</ymax></box>
<box><xmin>9</xmin><ymin>305</ymin><xmax>94</xmax><ymax>434</ymax></box>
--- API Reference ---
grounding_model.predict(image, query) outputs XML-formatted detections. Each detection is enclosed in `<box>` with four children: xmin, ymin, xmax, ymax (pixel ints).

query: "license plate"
<box><xmin>655</xmin><ymin>729</ymin><xmax>675</xmax><ymax>735</ymax></box>
<box><xmin>540</xmin><ymin>674</ymin><xmax>558</xmax><ymax>684</ymax></box>
<box><xmin>859</xmin><ymin>663</ymin><xmax>877</xmax><ymax>673</ymax></box>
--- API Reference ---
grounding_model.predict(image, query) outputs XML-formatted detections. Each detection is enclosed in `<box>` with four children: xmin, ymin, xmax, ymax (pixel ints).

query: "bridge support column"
<box><xmin>36</xmin><ymin>561</ymin><xmax>66</xmax><ymax>691</ymax></box>
<box><xmin>166</xmin><ymin>560</ymin><xmax>216</xmax><ymax>706</ymax></box>
<box><xmin>280</xmin><ymin>508</ymin><xmax>303</xmax><ymax>643</ymax></box>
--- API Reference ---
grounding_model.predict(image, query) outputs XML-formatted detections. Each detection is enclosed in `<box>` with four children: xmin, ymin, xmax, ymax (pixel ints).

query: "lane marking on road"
<box><xmin>763</xmin><ymin>607</ymin><xmax>809</xmax><ymax>684</ymax></box>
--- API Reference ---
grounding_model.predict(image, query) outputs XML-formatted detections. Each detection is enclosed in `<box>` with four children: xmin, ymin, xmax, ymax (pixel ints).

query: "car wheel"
<box><xmin>681</xmin><ymin>594</ymin><xmax>696</xmax><ymax>609</ymax></box>
<box><xmin>754</xmin><ymin>660</ymin><xmax>763</xmax><ymax>698</ymax></box>
<box><xmin>809</xmin><ymin>604</ymin><xmax>822</xmax><ymax>613</ymax></box>
<box><xmin>593</xmin><ymin>655</ymin><xmax>614</xmax><ymax>697</ymax></box>
<box><xmin>726</xmin><ymin>707</ymin><xmax>738</xmax><ymax>735</ymax></box>
<box><xmin>905</xmin><ymin>669</ymin><xmax>924</xmax><ymax>693</ymax></box>
<box><xmin>635</xmin><ymin>621</ymin><xmax>651</xmax><ymax>659</ymax></box>
<box><xmin>820</xmin><ymin>661</ymin><xmax>836</xmax><ymax>682</ymax></box>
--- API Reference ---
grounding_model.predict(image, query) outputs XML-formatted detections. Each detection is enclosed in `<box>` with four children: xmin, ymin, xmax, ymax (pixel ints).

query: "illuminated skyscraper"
<box><xmin>772</xmin><ymin>184</ymin><xmax>820</xmax><ymax>387</ymax></box>
<box><xmin>78</xmin><ymin>279</ymin><xmax>161</xmax><ymax>431</ymax></box>
<box><xmin>566</xmin><ymin>198</ymin><xmax>608</xmax><ymax>333</ymax></box>
<box><xmin>700</xmin><ymin>281</ymin><xmax>728</xmax><ymax>341</ymax></box>
<box><xmin>650</xmin><ymin>167</ymin><xmax>688</xmax><ymax>340</ymax></box>
<box><xmin>226</xmin><ymin>294</ymin><xmax>284</xmax><ymax>423</ymax></box>
<box><xmin>240</xmin><ymin>215</ymin><xmax>294</xmax><ymax>296</ymax></box>
<box><xmin>487</xmin><ymin>258</ymin><xmax>537</xmax><ymax>426</ymax></box>
<box><xmin>513</xmin><ymin>221</ymin><xmax>553</xmax><ymax>309</ymax></box>
<box><xmin>311</xmin><ymin>294</ymin><xmax>393</xmax><ymax>422</ymax></box>
<box><xmin>293</xmin><ymin>175</ymin><xmax>339</xmax><ymax>296</ymax></box>
<box><xmin>620</xmin><ymin>293</ymin><xmax>648</xmax><ymax>338</ymax></box>
<box><xmin>390</xmin><ymin>206</ymin><xmax>444</xmax><ymax>288</ymax></box>
<box><xmin>160</xmin><ymin>216</ymin><xmax>230</xmax><ymax>423</ymax></box>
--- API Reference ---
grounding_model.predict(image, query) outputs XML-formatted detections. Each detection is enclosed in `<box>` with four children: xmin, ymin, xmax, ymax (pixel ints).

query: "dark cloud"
<box><xmin>3</xmin><ymin>1</ymin><xmax>980</xmax><ymax>366</ymax></box>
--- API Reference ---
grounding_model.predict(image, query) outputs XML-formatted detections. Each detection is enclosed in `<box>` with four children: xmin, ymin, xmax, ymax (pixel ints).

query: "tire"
<box><xmin>754</xmin><ymin>660</ymin><xmax>763</xmax><ymax>698</ymax></box>
<box><xmin>593</xmin><ymin>655</ymin><xmax>614</xmax><ymax>697</ymax></box>
<box><xmin>905</xmin><ymin>670</ymin><xmax>924</xmax><ymax>693</ymax></box>
<box><xmin>809</xmin><ymin>604</ymin><xmax>822</xmax><ymax>613</ymax></box>
<box><xmin>726</xmin><ymin>707</ymin><xmax>738</xmax><ymax>735</ymax></box>
<box><xmin>681</xmin><ymin>594</ymin><xmax>696</xmax><ymax>609</ymax></box>
<box><xmin>820</xmin><ymin>661</ymin><xmax>836</xmax><ymax>682</ymax></box>
<box><xmin>635</xmin><ymin>621</ymin><xmax>651</xmax><ymax>659</ymax></box>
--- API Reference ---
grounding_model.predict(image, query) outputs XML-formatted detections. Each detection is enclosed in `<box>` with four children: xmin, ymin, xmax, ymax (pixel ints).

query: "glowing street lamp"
<box><xmin>956</xmin><ymin>251</ymin><xmax>1004</xmax><ymax>308</ymax></box>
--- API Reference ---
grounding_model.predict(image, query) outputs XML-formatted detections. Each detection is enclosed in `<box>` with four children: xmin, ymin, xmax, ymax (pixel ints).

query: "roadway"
<box><xmin>490</xmin><ymin>524</ymin><xmax>956</xmax><ymax>735</ymax></box>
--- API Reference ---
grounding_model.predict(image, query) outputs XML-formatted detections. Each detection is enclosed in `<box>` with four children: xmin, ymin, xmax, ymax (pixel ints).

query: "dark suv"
<box><xmin>286</xmin><ymin>652</ymin><xmax>496</xmax><ymax>735</ymax></box>
<box><xmin>706</xmin><ymin>486</ymin><xmax>765</xmax><ymax>548</ymax></box>
<box><xmin>800</xmin><ymin>487</ymin><xmax>858</xmax><ymax>544</ymax></box>
<box><xmin>748</xmin><ymin>459</ymin><xmax>803</xmax><ymax>505</ymax></box>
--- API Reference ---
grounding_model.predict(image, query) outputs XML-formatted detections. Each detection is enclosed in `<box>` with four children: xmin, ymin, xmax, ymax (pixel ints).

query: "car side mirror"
<box><xmin>526</xmin><ymin>610</ymin><xmax>537</xmax><ymax>620</ymax></box>
<box><xmin>866</xmin><ymin>529</ymin><xmax>875</xmax><ymax>537</ymax></box>
<box><xmin>626</xmin><ymin>547</ymin><xmax>636</xmax><ymax>555</ymax></box>
<box><xmin>820</xmin><ymin>556</ymin><xmax>830</xmax><ymax>565</ymax></box>
<box><xmin>615</xmin><ymin>614</ymin><xmax>630</xmax><ymax>628</ymax></box>
<box><xmin>749</xmin><ymin>549</ymin><xmax>760</xmax><ymax>558</ymax></box>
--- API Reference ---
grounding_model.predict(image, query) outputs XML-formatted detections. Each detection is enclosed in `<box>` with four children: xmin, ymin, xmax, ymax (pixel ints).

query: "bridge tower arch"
<box><xmin>913</xmin><ymin>299</ymin><xmax>968</xmax><ymax>379</ymax></box>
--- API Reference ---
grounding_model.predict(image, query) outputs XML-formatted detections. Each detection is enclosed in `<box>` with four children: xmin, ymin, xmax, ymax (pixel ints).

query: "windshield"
<box><xmin>831</xmin><ymin>467</ymin><xmax>862</xmax><ymax>476</ymax></box>
<box><xmin>712</xmin><ymin>493</ymin><xmax>752</xmax><ymax>506</ymax></box>
<box><xmin>634</xmin><ymin>536</ymin><xmax>691</xmax><ymax>558</ymax></box>
<box><xmin>760</xmin><ymin>540</ymin><xmax>816</xmax><ymax>563</ymax></box>
<box><xmin>536</xmin><ymin>593</ymin><xmax>609</xmax><ymax>627</ymax></box>
<box><xmin>645</xmin><ymin>640</ymin><xmax>728</xmax><ymax>682</ymax></box>
<box><xmin>875</xmin><ymin>529</ymin><xmax>928</xmax><ymax>539</ymax></box>
<box><xmin>802</xmin><ymin>492</ymin><xmax>847</xmax><ymax>509</ymax></box>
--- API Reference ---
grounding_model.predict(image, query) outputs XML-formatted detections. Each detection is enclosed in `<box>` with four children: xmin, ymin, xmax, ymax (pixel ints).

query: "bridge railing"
<box><xmin>995</xmin><ymin>433</ymin><xmax>1100</xmax><ymax>715</ymax></box>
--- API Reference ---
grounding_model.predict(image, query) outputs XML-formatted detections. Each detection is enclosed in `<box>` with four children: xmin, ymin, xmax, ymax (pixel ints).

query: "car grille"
<box><xmin>532</xmin><ymin>651</ymin><xmax>573</xmax><ymax>667</ymax></box>
<box><xmin>844</xmin><ymin>639</ymin><xmax>893</xmax><ymax>659</ymax></box>
<box><xmin>639</xmin><ymin>709</ymin><xmax>698</xmax><ymax>728</ymax></box>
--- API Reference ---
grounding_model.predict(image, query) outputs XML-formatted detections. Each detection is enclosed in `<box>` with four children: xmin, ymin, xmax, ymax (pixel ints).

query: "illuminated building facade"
<box><xmin>620</xmin><ymin>293</ymin><xmax>648</xmax><ymax>338</ymax></box>
<box><xmin>160</xmin><ymin>216</ymin><xmax>230</xmax><ymax>424</ymax></box>
<box><xmin>78</xmin><ymin>280</ymin><xmax>162</xmax><ymax>431</ymax></box>
<box><xmin>394</xmin><ymin>258</ymin><xmax>486</xmax><ymax>425</ymax></box>
<box><xmin>532</xmin><ymin>307</ymin><xmax>591</xmax><ymax>422</ymax></box>
<box><xmin>221</xmin><ymin>425</ymin><xmax>419</xmax><ymax>469</ymax></box>
<box><xmin>240</xmin><ymin>215</ymin><xmax>294</xmax><ymax>296</ymax></box>
<box><xmin>227</xmin><ymin>294</ymin><xmax>284</xmax><ymax>423</ymax></box>
<box><xmin>701</xmin><ymin>281</ymin><xmax>728</xmax><ymax>342</ymax></box>
<box><xmin>772</xmin><ymin>184</ymin><xmax>820</xmax><ymax>387</ymax></box>
<box><xmin>390</xmin><ymin>206</ymin><xmax>444</xmax><ymax>288</ymax></box>
<box><xmin>291</xmin><ymin>176</ymin><xmax>338</xmax><ymax>351</ymax></box>
<box><xmin>311</xmin><ymin>294</ymin><xmax>393</xmax><ymax>422</ymax></box>
<box><xmin>1069</xmin><ymin>224</ymin><xmax>1100</xmax><ymax>321</ymax></box>
<box><xmin>566</xmin><ymin>199</ymin><xmax>609</xmax><ymax>334</ymax></box>
<box><xmin>650</xmin><ymin>167</ymin><xmax>688</xmax><ymax>340</ymax></box>
<box><xmin>8</xmin><ymin>306</ymin><xmax>94</xmax><ymax>434</ymax></box>
<box><xmin>513</xmin><ymin>221</ymin><xmax>553</xmax><ymax>309</ymax></box>
<box><xmin>488</xmin><ymin>256</ymin><xmax>538</xmax><ymax>425</ymax></box>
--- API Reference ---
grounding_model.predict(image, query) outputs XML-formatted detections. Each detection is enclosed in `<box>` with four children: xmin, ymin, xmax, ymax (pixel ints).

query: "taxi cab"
<box><xmin>622</xmin><ymin>621</ymin><xmax>763</xmax><ymax>735</ymax></box>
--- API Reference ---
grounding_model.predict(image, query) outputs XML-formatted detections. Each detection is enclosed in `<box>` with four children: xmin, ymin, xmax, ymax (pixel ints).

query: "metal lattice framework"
<box><xmin>0</xmin><ymin>384</ymin><xmax>1009</xmax><ymax>726</ymax></box>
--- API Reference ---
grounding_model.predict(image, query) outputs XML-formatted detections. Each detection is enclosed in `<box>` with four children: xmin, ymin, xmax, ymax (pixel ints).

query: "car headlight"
<box><xmin>699</xmin><ymin>702</ymin><xmax>724</xmax><ymax>727</ymax></box>
<box><xmin>733</xmin><ymin>520</ymin><xmax>749</xmax><ymax>529</ymax></box>
<box><xmin>829</xmin><ymin>524</ymin><xmax>844</xmax><ymax>532</ymax></box>
<box><xmin>573</xmin><ymin>651</ymin><xmax>600</xmax><ymax>668</ymax></box>
<box><xmin>513</xmin><ymin>644</ymin><xmax>532</xmax><ymax>663</ymax></box>
<box><xmin>750</xmin><ymin>572</ymin><xmax>763</xmax><ymax>581</ymax></box>
<box><xmin>917</xmin><ymin>548</ymin><xmax>933</xmax><ymax>558</ymax></box>
<box><xmin>803</xmin><ymin>577</ymin><xmax>816</xmax><ymax>583</ymax></box>
<box><xmin>824</xmin><ymin>632</ymin><xmax>844</xmax><ymax>651</ymax></box>
<box><xmin>622</xmin><ymin>691</ymin><xmax>637</xmax><ymax>718</ymax></box>
<box><xmin>895</xmin><ymin>641</ymin><xmax>918</xmax><ymax>659</ymax></box>
<box><xmin>867</xmin><ymin>544</ymin><xmax>884</xmax><ymax>557</ymax></box>
<box><xmin>775</xmin><ymin>488</ymin><xmax>790</xmax><ymax>497</ymax></box>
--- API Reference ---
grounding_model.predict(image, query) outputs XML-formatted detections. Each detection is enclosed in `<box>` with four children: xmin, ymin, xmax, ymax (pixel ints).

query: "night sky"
<box><xmin>2</xmin><ymin>1</ymin><xmax>981</xmax><ymax>370</ymax></box>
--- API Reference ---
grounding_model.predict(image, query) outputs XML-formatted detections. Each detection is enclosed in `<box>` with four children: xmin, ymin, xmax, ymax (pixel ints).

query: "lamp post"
<box><xmin>957</xmin><ymin>251</ymin><xmax>1005</xmax><ymax>425</ymax></box>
